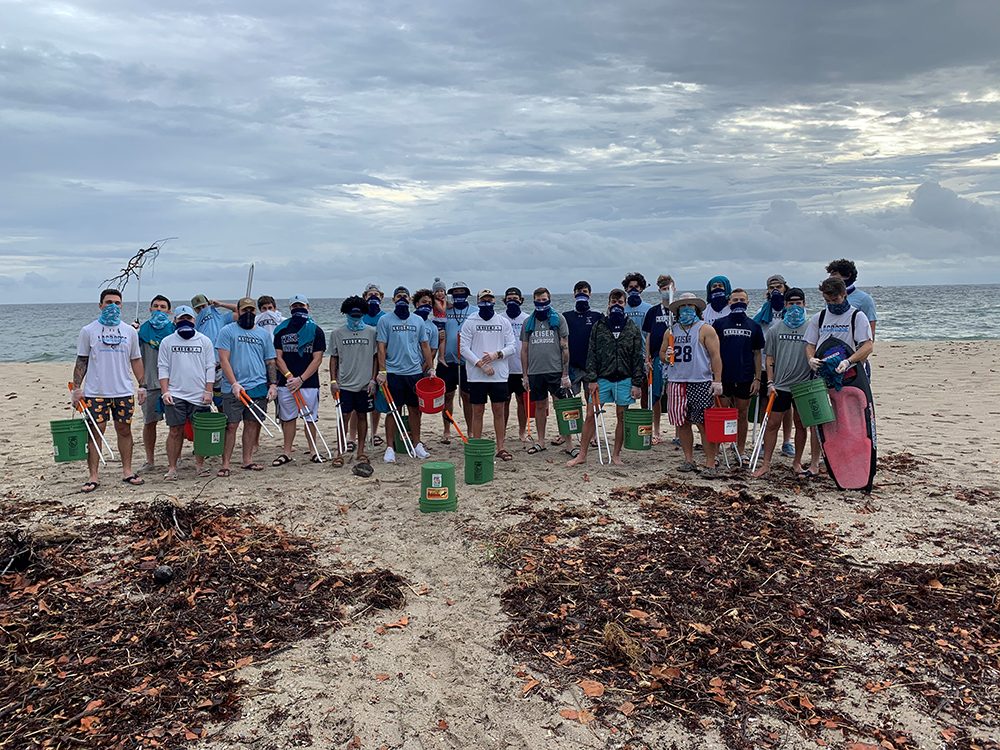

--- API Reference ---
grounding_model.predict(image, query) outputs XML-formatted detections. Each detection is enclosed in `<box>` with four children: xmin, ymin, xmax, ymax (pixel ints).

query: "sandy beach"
<box><xmin>2</xmin><ymin>339</ymin><xmax>999</xmax><ymax>749</ymax></box>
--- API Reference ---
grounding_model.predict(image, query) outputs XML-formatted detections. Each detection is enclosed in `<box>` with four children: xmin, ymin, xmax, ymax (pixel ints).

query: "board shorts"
<box><xmin>722</xmin><ymin>381</ymin><xmax>754</xmax><ymax>400</ymax></box>
<box><xmin>141</xmin><ymin>389</ymin><xmax>163</xmax><ymax>424</ymax></box>
<box><xmin>436</xmin><ymin>362</ymin><xmax>470</xmax><ymax>394</ymax></box>
<box><xmin>771</xmin><ymin>389</ymin><xmax>794</xmax><ymax>413</ymax></box>
<box><xmin>468</xmin><ymin>381</ymin><xmax>510</xmax><ymax>405</ymax></box>
<box><xmin>387</xmin><ymin>372</ymin><xmax>423</xmax><ymax>409</ymax></box>
<box><xmin>88</xmin><ymin>396</ymin><xmax>134</xmax><ymax>424</ymax></box>
<box><xmin>652</xmin><ymin>361</ymin><xmax>665</xmax><ymax>400</ymax></box>
<box><xmin>507</xmin><ymin>373</ymin><xmax>525</xmax><ymax>398</ymax></box>
<box><xmin>221</xmin><ymin>392</ymin><xmax>268</xmax><ymax>425</ymax></box>
<box><xmin>666</xmin><ymin>381</ymin><xmax>713</xmax><ymax>427</ymax></box>
<box><xmin>164</xmin><ymin>399</ymin><xmax>209</xmax><ymax>428</ymax></box>
<box><xmin>339</xmin><ymin>388</ymin><xmax>372</xmax><ymax>415</ymax></box>
<box><xmin>528</xmin><ymin>372</ymin><xmax>563</xmax><ymax>402</ymax></box>
<box><xmin>277</xmin><ymin>387</ymin><xmax>319</xmax><ymax>423</ymax></box>
<box><xmin>597</xmin><ymin>378</ymin><xmax>634</xmax><ymax>407</ymax></box>
<box><xmin>567</xmin><ymin>366</ymin><xmax>585</xmax><ymax>396</ymax></box>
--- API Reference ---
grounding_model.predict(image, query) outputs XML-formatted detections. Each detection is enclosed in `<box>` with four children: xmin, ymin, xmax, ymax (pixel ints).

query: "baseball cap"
<box><xmin>289</xmin><ymin>294</ymin><xmax>309</xmax><ymax>307</ymax></box>
<box><xmin>237</xmin><ymin>296</ymin><xmax>256</xmax><ymax>311</ymax></box>
<box><xmin>173</xmin><ymin>305</ymin><xmax>195</xmax><ymax>320</ymax></box>
<box><xmin>767</xmin><ymin>274</ymin><xmax>787</xmax><ymax>286</ymax></box>
<box><xmin>392</xmin><ymin>285</ymin><xmax>410</xmax><ymax>299</ymax></box>
<box><xmin>504</xmin><ymin>287</ymin><xmax>523</xmax><ymax>300</ymax></box>
<box><xmin>190</xmin><ymin>294</ymin><xmax>209</xmax><ymax>308</ymax></box>
<box><xmin>785</xmin><ymin>287</ymin><xmax>805</xmax><ymax>302</ymax></box>
<box><xmin>448</xmin><ymin>281</ymin><xmax>470</xmax><ymax>295</ymax></box>
<box><xmin>477</xmin><ymin>288</ymin><xmax>495</xmax><ymax>300</ymax></box>
<box><xmin>363</xmin><ymin>283</ymin><xmax>382</xmax><ymax>297</ymax></box>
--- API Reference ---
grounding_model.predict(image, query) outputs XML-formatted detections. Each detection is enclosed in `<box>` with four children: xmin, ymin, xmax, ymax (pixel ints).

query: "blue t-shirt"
<box><xmin>848</xmin><ymin>289</ymin><xmax>877</xmax><ymax>323</ymax></box>
<box><xmin>362</xmin><ymin>309</ymin><xmax>385</xmax><ymax>328</ymax></box>
<box><xmin>443</xmin><ymin>306</ymin><xmax>473</xmax><ymax>365</ymax></box>
<box><xmin>196</xmin><ymin>306</ymin><xmax>231</xmax><ymax>345</ymax></box>
<box><xmin>712</xmin><ymin>313</ymin><xmax>765</xmax><ymax>384</ymax></box>
<box><xmin>563</xmin><ymin>308</ymin><xmax>603</xmax><ymax>369</ymax></box>
<box><xmin>376</xmin><ymin>312</ymin><xmax>430</xmax><ymax>376</ymax></box>
<box><xmin>215</xmin><ymin>322</ymin><xmax>276</xmax><ymax>393</ymax></box>
<box><xmin>641</xmin><ymin>304</ymin><xmax>672</xmax><ymax>358</ymax></box>
<box><xmin>422</xmin><ymin>318</ymin><xmax>439</xmax><ymax>351</ymax></box>
<box><xmin>625</xmin><ymin>301</ymin><xmax>652</xmax><ymax>343</ymax></box>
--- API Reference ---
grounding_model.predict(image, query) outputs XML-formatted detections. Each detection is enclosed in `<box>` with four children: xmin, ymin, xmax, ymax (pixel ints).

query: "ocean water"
<box><xmin>2</xmin><ymin>284</ymin><xmax>997</xmax><ymax>363</ymax></box>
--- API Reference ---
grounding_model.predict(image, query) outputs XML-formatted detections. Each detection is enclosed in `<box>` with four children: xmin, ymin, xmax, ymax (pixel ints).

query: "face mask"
<box><xmin>478</xmin><ymin>302</ymin><xmax>495</xmax><ymax>320</ymax></box>
<box><xmin>505</xmin><ymin>301</ymin><xmax>521</xmax><ymax>318</ymax></box>
<box><xmin>534</xmin><ymin>300</ymin><xmax>550</xmax><ymax>319</ymax></box>
<box><xmin>367</xmin><ymin>298</ymin><xmax>381</xmax><ymax>316</ymax></box>
<box><xmin>452</xmin><ymin>295</ymin><xmax>469</xmax><ymax>310</ymax></box>
<box><xmin>827</xmin><ymin>300</ymin><xmax>851</xmax><ymax>315</ymax></box>
<box><xmin>608</xmin><ymin>304</ymin><xmax>626</xmax><ymax>329</ymax></box>
<box><xmin>729</xmin><ymin>302</ymin><xmax>748</xmax><ymax>316</ymax></box>
<box><xmin>148</xmin><ymin>310</ymin><xmax>170</xmax><ymax>329</ymax></box>
<box><xmin>679</xmin><ymin>307</ymin><xmax>698</xmax><ymax>326</ymax></box>
<box><xmin>769</xmin><ymin>290</ymin><xmax>785</xmax><ymax>312</ymax></box>
<box><xmin>176</xmin><ymin>320</ymin><xmax>196</xmax><ymax>339</ymax></box>
<box><xmin>660</xmin><ymin>290</ymin><xmax>671</xmax><ymax>303</ymax></box>
<box><xmin>783</xmin><ymin>305</ymin><xmax>806</xmax><ymax>328</ymax></box>
<box><xmin>346</xmin><ymin>313</ymin><xmax>365</xmax><ymax>331</ymax></box>
<box><xmin>709</xmin><ymin>289</ymin><xmax>728</xmax><ymax>312</ymax></box>
<box><xmin>99</xmin><ymin>303</ymin><xmax>121</xmax><ymax>326</ymax></box>
<box><xmin>292</xmin><ymin>308</ymin><xmax>309</xmax><ymax>319</ymax></box>
<box><xmin>574</xmin><ymin>294</ymin><xmax>590</xmax><ymax>313</ymax></box>
<box><xmin>626</xmin><ymin>289</ymin><xmax>642</xmax><ymax>307</ymax></box>
<box><xmin>394</xmin><ymin>300</ymin><xmax>410</xmax><ymax>319</ymax></box>
<box><xmin>415</xmin><ymin>305</ymin><xmax>432</xmax><ymax>320</ymax></box>
<box><xmin>238</xmin><ymin>311</ymin><xmax>256</xmax><ymax>329</ymax></box>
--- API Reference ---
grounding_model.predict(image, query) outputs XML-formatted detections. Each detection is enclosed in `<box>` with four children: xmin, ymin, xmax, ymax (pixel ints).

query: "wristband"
<box><xmin>283</xmin><ymin>371</ymin><xmax>292</xmax><ymax>378</ymax></box>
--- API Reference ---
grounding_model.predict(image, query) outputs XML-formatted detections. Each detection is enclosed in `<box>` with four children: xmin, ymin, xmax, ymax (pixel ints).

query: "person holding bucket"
<box><xmin>712</xmin><ymin>288</ymin><xmax>765</xmax><ymax>461</ymax></box>
<box><xmin>567</xmin><ymin>289</ymin><xmax>645</xmax><ymax>467</ymax></box>
<box><xmin>157</xmin><ymin>305</ymin><xmax>215</xmax><ymax>480</ymax></box>
<box><xmin>559</xmin><ymin>280</ymin><xmax>603</xmax><ymax>456</ymax></box>
<box><xmin>753</xmin><ymin>274</ymin><xmax>797</xmax><ymax>460</ymax></box>
<box><xmin>660</xmin><ymin>292</ymin><xmax>724</xmax><ymax>476</ymax></box>
<box><xmin>520</xmin><ymin>287</ymin><xmax>571</xmax><ymax>455</ymax></box>
<box><xmin>72</xmin><ymin>288</ymin><xmax>147</xmax><ymax>492</ymax></box>
<box><xmin>137</xmin><ymin>294</ymin><xmax>174</xmax><ymax>473</ymax></box>
<box><xmin>501</xmin><ymin>287</ymin><xmax>531</xmax><ymax>442</ymax></box>
<box><xmin>460</xmin><ymin>289</ymin><xmax>519</xmax><ymax>461</ymax></box>
<box><xmin>437</xmin><ymin>281</ymin><xmax>474</xmax><ymax>444</ymax></box>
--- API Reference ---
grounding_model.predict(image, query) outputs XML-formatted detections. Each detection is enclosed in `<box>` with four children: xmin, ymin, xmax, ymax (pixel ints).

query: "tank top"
<box><xmin>666</xmin><ymin>321</ymin><xmax>713</xmax><ymax>382</ymax></box>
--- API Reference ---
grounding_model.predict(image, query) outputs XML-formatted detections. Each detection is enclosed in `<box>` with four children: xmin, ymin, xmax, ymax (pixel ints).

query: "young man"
<box><xmin>520</xmin><ymin>287</ymin><xmax>570</xmax><ymax>454</ymax></box>
<box><xmin>158</xmin><ymin>305</ymin><xmax>215</xmax><ymax>480</ymax></box>
<box><xmin>622</xmin><ymin>272</ymin><xmax>653</xmax><ymax>409</ymax></box>
<box><xmin>559</xmin><ymin>280</ymin><xmax>603</xmax><ymax>454</ymax></box>
<box><xmin>330</xmin><ymin>296</ymin><xmax>378</xmax><ymax>469</ymax></box>
<box><xmin>437</xmin><ymin>281</ymin><xmax>474</xmax><ymax>443</ymax></box>
<box><xmin>216</xmin><ymin>297</ymin><xmax>277</xmax><ymax>476</ymax></box>
<box><xmin>753</xmin><ymin>274</ymin><xmax>796</xmax><ymax>458</ymax></box>
<box><xmin>461</xmin><ymin>290</ymin><xmax>518</xmax><ymax>461</ymax></box>
<box><xmin>567</xmin><ymin>290</ymin><xmax>644</xmax><ymax>467</ymax></box>
<box><xmin>713</xmin><ymin>288</ymin><xmax>765</xmax><ymax>459</ymax></box>
<box><xmin>641</xmin><ymin>274</ymin><xmax>675</xmax><ymax>443</ymax></box>
<box><xmin>361</xmin><ymin>283</ymin><xmax>386</xmax><ymax>446</ymax></box>
<box><xmin>191</xmin><ymin>294</ymin><xmax>236</xmax><ymax>345</ymax></box>
<box><xmin>825</xmin><ymin>259</ymin><xmax>877</xmax><ymax>338</ymax></box>
<box><xmin>376</xmin><ymin>286</ymin><xmax>434</xmax><ymax>462</ymax></box>
<box><xmin>137</xmin><ymin>294</ymin><xmax>174</xmax><ymax>472</ymax></box>
<box><xmin>272</xmin><ymin>295</ymin><xmax>327</xmax><ymax>466</ymax></box>
<box><xmin>804</xmin><ymin>277</ymin><xmax>873</xmax><ymax>371</ymax></box>
<box><xmin>752</xmin><ymin>288</ymin><xmax>812</xmax><ymax>478</ymax></box>
<box><xmin>413</xmin><ymin>289</ymin><xmax>442</xmax><ymax>366</ymax></box>
<box><xmin>71</xmin><ymin>289</ymin><xmax>146</xmax><ymax>491</ymax></box>
<box><xmin>702</xmin><ymin>276</ymin><xmax>732</xmax><ymax>325</ymax></box>
<box><xmin>255</xmin><ymin>295</ymin><xmax>284</xmax><ymax>332</ymax></box>
<box><xmin>501</xmin><ymin>287</ymin><xmax>530</xmax><ymax>441</ymax></box>
<box><xmin>660</xmin><ymin>293</ymin><xmax>723</xmax><ymax>476</ymax></box>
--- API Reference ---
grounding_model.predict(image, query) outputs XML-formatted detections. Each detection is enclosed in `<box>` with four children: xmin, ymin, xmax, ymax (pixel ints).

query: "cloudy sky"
<box><xmin>2</xmin><ymin>0</ymin><xmax>1000</xmax><ymax>304</ymax></box>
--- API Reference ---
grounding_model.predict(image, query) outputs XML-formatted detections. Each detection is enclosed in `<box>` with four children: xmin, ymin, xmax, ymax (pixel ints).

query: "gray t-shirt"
<box><xmin>330</xmin><ymin>326</ymin><xmax>377</xmax><ymax>392</ymax></box>
<box><xmin>140</xmin><ymin>340</ymin><xmax>161</xmax><ymax>391</ymax></box>
<box><xmin>765</xmin><ymin>320</ymin><xmax>811</xmax><ymax>391</ymax></box>
<box><xmin>520</xmin><ymin>315</ymin><xmax>569</xmax><ymax>376</ymax></box>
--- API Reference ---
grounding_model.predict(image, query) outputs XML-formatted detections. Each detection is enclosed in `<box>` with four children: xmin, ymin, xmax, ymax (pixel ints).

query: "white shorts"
<box><xmin>277</xmin><ymin>387</ymin><xmax>319</xmax><ymax>423</ymax></box>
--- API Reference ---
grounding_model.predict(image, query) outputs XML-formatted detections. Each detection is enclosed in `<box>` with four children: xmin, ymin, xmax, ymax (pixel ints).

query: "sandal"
<box><xmin>440</xmin><ymin>435</ymin><xmax>452</xmax><ymax>444</ymax></box>
<box><xmin>356</xmin><ymin>453</ymin><xmax>370</xmax><ymax>464</ymax></box>
<box><xmin>495</xmin><ymin>449</ymin><xmax>514</xmax><ymax>462</ymax></box>
<box><xmin>122</xmin><ymin>474</ymin><xmax>144</xmax><ymax>486</ymax></box>
<box><xmin>652</xmin><ymin>435</ymin><xmax>662</xmax><ymax>446</ymax></box>
<box><xmin>527</xmin><ymin>443</ymin><xmax>546</xmax><ymax>455</ymax></box>
<box><xmin>332</xmin><ymin>455</ymin><xmax>344</xmax><ymax>467</ymax></box>
<box><xmin>347</xmin><ymin>441</ymin><xmax>356</xmax><ymax>452</ymax></box>
<box><xmin>81</xmin><ymin>481</ymin><xmax>100</xmax><ymax>494</ymax></box>
<box><xmin>242</xmin><ymin>463</ymin><xmax>264</xmax><ymax>472</ymax></box>
<box><xmin>197</xmin><ymin>468</ymin><xmax>212</xmax><ymax>477</ymax></box>
<box><xmin>216</xmin><ymin>468</ymin><xmax>231</xmax><ymax>477</ymax></box>
<box><xmin>550</xmin><ymin>435</ymin><xmax>566</xmax><ymax>446</ymax></box>
<box><xmin>566</xmin><ymin>447</ymin><xmax>580</xmax><ymax>458</ymax></box>
<box><xmin>310</xmin><ymin>454</ymin><xmax>326</xmax><ymax>464</ymax></box>
<box><xmin>677</xmin><ymin>461</ymin><xmax>700</xmax><ymax>473</ymax></box>
<box><xmin>372</xmin><ymin>435</ymin><xmax>385</xmax><ymax>446</ymax></box>
<box><xmin>163</xmin><ymin>470</ymin><xmax>178</xmax><ymax>481</ymax></box>
<box><xmin>272</xmin><ymin>454</ymin><xmax>293</xmax><ymax>467</ymax></box>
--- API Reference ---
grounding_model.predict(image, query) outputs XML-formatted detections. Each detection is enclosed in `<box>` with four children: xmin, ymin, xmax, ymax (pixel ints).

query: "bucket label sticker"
<box><xmin>432</xmin><ymin>473</ymin><xmax>442</xmax><ymax>488</ymax></box>
<box><xmin>642</xmin><ymin>436</ymin><xmax>651</xmax><ymax>446</ymax></box>
<box><xmin>637</xmin><ymin>425</ymin><xmax>652</xmax><ymax>436</ymax></box>
<box><xmin>211</xmin><ymin>433</ymin><xmax>221</xmax><ymax>444</ymax></box>
<box><xmin>563</xmin><ymin>409</ymin><xmax>581</xmax><ymax>421</ymax></box>
<box><xmin>567</xmin><ymin>419</ymin><xmax>578</xmax><ymax>431</ymax></box>
<box><xmin>54</xmin><ymin>445</ymin><xmax>60</xmax><ymax>457</ymax></box>
<box><xmin>724</xmin><ymin>419</ymin><xmax>738</xmax><ymax>435</ymax></box>
<box><xmin>427</xmin><ymin>488</ymin><xmax>449</xmax><ymax>500</ymax></box>
<box><xmin>433</xmin><ymin>396</ymin><xmax>445</xmax><ymax>408</ymax></box>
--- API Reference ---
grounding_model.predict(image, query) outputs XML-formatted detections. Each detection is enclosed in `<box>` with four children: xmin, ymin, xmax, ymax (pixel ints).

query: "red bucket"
<box><xmin>183</xmin><ymin>419</ymin><xmax>194</xmax><ymax>442</ymax></box>
<box><xmin>703</xmin><ymin>407</ymin><xmax>738</xmax><ymax>443</ymax></box>
<box><xmin>416</xmin><ymin>376</ymin><xmax>447</xmax><ymax>414</ymax></box>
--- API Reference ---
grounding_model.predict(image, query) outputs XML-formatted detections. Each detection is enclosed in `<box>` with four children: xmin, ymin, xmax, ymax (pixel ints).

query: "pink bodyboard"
<box><xmin>821</xmin><ymin>388</ymin><xmax>874</xmax><ymax>490</ymax></box>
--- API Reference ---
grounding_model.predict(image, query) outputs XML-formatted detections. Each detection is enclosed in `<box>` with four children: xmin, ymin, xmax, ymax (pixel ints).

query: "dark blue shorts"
<box><xmin>388</xmin><ymin>372</ymin><xmax>423</xmax><ymax>409</ymax></box>
<box><xmin>339</xmin><ymin>388</ymin><xmax>372</xmax><ymax>415</ymax></box>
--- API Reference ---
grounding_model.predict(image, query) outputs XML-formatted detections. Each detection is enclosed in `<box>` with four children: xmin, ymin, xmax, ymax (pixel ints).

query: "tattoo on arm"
<box><xmin>73</xmin><ymin>356</ymin><xmax>88</xmax><ymax>387</ymax></box>
<box><xmin>266</xmin><ymin>360</ymin><xmax>277</xmax><ymax>385</ymax></box>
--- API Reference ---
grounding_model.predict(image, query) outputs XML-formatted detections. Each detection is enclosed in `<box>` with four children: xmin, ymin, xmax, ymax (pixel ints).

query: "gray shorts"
<box><xmin>142</xmin><ymin>389</ymin><xmax>163</xmax><ymax>424</ymax></box>
<box><xmin>164</xmin><ymin>398</ymin><xmax>209</xmax><ymax>427</ymax></box>
<box><xmin>221</xmin><ymin>392</ymin><xmax>268</xmax><ymax>424</ymax></box>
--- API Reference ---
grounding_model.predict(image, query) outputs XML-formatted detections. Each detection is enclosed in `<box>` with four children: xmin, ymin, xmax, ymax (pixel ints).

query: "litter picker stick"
<box><xmin>236</xmin><ymin>389</ymin><xmax>274</xmax><ymax>438</ymax></box>
<box><xmin>749</xmin><ymin>391</ymin><xmax>777</xmax><ymax>472</ymax></box>
<box><xmin>444</xmin><ymin>409</ymin><xmax>468</xmax><ymax>444</ymax></box>
<box><xmin>592</xmin><ymin>391</ymin><xmax>611</xmax><ymax>465</ymax></box>
<box><xmin>67</xmin><ymin>384</ymin><xmax>107</xmax><ymax>465</ymax></box>
<box><xmin>67</xmin><ymin>383</ymin><xmax>113</xmax><ymax>461</ymax></box>
<box><xmin>524</xmin><ymin>385</ymin><xmax>532</xmax><ymax>442</ymax></box>
<box><xmin>667</xmin><ymin>287</ymin><xmax>675</xmax><ymax>365</ymax></box>
<box><xmin>381</xmin><ymin>383</ymin><xmax>416</xmax><ymax>457</ymax></box>
<box><xmin>245</xmin><ymin>263</ymin><xmax>255</xmax><ymax>298</ymax></box>
<box><xmin>647</xmin><ymin>366</ymin><xmax>653</xmax><ymax>411</ymax></box>
<box><xmin>292</xmin><ymin>389</ymin><xmax>331</xmax><ymax>460</ymax></box>
<box><xmin>331</xmin><ymin>396</ymin><xmax>348</xmax><ymax>455</ymax></box>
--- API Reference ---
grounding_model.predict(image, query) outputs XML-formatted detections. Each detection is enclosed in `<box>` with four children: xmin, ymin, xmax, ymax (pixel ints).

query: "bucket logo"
<box><xmin>427</xmin><ymin>488</ymin><xmax>449</xmax><ymax>500</ymax></box>
<box><xmin>563</xmin><ymin>409</ymin><xmax>581</xmax><ymax>420</ymax></box>
<box><xmin>723</xmin><ymin>419</ymin><xmax>738</xmax><ymax>435</ymax></box>
<box><xmin>637</xmin><ymin>425</ymin><xmax>652</xmax><ymax>435</ymax></box>
<box><xmin>433</xmin><ymin>396</ymin><xmax>445</xmax><ymax>408</ymax></box>
<box><xmin>432</xmin><ymin>473</ymin><xmax>442</xmax><ymax>488</ymax></box>
<box><xmin>211</xmin><ymin>433</ymin><xmax>221</xmax><ymax>444</ymax></box>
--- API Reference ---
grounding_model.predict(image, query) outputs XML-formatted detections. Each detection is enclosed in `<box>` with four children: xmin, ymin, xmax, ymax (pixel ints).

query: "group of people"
<box><xmin>69</xmin><ymin>259</ymin><xmax>877</xmax><ymax>492</ymax></box>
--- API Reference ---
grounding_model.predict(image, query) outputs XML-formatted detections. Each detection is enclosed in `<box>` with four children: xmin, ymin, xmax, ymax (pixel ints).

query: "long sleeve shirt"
<box><xmin>583</xmin><ymin>319</ymin><xmax>644</xmax><ymax>387</ymax></box>
<box><xmin>460</xmin><ymin>313</ymin><xmax>518</xmax><ymax>383</ymax></box>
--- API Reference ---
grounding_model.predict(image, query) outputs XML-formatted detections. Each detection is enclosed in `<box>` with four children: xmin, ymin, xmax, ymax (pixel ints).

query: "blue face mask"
<box><xmin>505</xmin><ymin>301</ymin><xmax>521</xmax><ymax>318</ymax></box>
<box><xmin>367</xmin><ymin>298</ymin><xmax>381</xmax><ymax>316</ymax></box>
<box><xmin>394</xmin><ymin>299</ymin><xmax>410</xmax><ymax>319</ymax></box>
<box><xmin>534</xmin><ymin>300</ymin><xmax>551</xmax><ymax>319</ymax></box>
<box><xmin>709</xmin><ymin>289</ymin><xmax>728</xmax><ymax>312</ymax></box>
<box><xmin>346</xmin><ymin>313</ymin><xmax>365</xmax><ymax>331</ymax></box>
<box><xmin>147</xmin><ymin>309</ymin><xmax>170</xmax><ymax>329</ymax></box>
<box><xmin>176</xmin><ymin>319</ymin><xmax>196</xmax><ymax>339</ymax></box>
<box><xmin>608</xmin><ymin>304</ymin><xmax>626</xmax><ymax>330</ymax></box>
<box><xmin>783</xmin><ymin>305</ymin><xmax>806</xmax><ymax>328</ymax></box>
<box><xmin>575</xmin><ymin>293</ymin><xmax>590</xmax><ymax>313</ymax></box>
<box><xmin>292</xmin><ymin>308</ymin><xmax>309</xmax><ymax>319</ymax></box>
<box><xmin>478</xmin><ymin>301</ymin><xmax>495</xmax><ymax>320</ymax></box>
<box><xmin>99</xmin><ymin>303</ymin><xmax>121</xmax><ymax>326</ymax></box>
<box><xmin>678</xmin><ymin>307</ymin><xmax>698</xmax><ymax>326</ymax></box>
<box><xmin>626</xmin><ymin>289</ymin><xmax>642</xmax><ymax>307</ymax></box>
<box><xmin>729</xmin><ymin>302</ymin><xmax>748</xmax><ymax>316</ymax></box>
<box><xmin>415</xmin><ymin>305</ymin><xmax>432</xmax><ymax>320</ymax></box>
<box><xmin>452</xmin><ymin>295</ymin><xmax>469</xmax><ymax>310</ymax></box>
<box><xmin>769</xmin><ymin>290</ymin><xmax>785</xmax><ymax>312</ymax></box>
<box><xmin>827</xmin><ymin>300</ymin><xmax>851</xmax><ymax>315</ymax></box>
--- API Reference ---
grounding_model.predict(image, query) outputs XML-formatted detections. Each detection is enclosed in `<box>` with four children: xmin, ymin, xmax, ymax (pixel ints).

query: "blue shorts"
<box><xmin>597</xmin><ymin>378</ymin><xmax>634</xmax><ymax>407</ymax></box>
<box><xmin>652</xmin><ymin>361</ymin><xmax>665</xmax><ymax>399</ymax></box>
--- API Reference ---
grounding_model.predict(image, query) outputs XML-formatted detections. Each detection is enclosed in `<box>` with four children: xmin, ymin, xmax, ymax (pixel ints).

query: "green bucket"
<box><xmin>193</xmin><ymin>412</ymin><xmax>227</xmax><ymax>457</ymax></box>
<box><xmin>464</xmin><ymin>438</ymin><xmax>496</xmax><ymax>485</ymax></box>
<box><xmin>790</xmin><ymin>379</ymin><xmax>835</xmax><ymax>427</ymax></box>
<box><xmin>553</xmin><ymin>396</ymin><xmax>584</xmax><ymax>436</ymax></box>
<box><xmin>51</xmin><ymin>419</ymin><xmax>90</xmax><ymax>463</ymax></box>
<box><xmin>421</xmin><ymin>461</ymin><xmax>457</xmax><ymax>512</ymax></box>
<box><xmin>393</xmin><ymin>414</ymin><xmax>412</xmax><ymax>454</ymax></box>
<box><xmin>622</xmin><ymin>408</ymin><xmax>654</xmax><ymax>451</ymax></box>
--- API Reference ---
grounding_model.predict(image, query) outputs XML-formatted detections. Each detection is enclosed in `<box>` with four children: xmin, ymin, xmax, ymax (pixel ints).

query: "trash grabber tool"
<box><xmin>237</xmin><ymin>389</ymin><xmax>274</xmax><ymax>438</ymax></box>
<box><xmin>381</xmin><ymin>383</ymin><xmax>416</xmax><ymax>457</ymax></box>
<box><xmin>749</xmin><ymin>391</ymin><xmax>776</xmax><ymax>472</ymax></box>
<box><xmin>292</xmin><ymin>389</ymin><xmax>330</xmax><ymax>460</ymax></box>
<box><xmin>592</xmin><ymin>390</ymin><xmax>611</xmax><ymax>465</ymax></box>
<box><xmin>444</xmin><ymin>409</ymin><xmax>468</xmax><ymax>444</ymax></box>
<box><xmin>332</xmin><ymin>396</ymin><xmax>348</xmax><ymax>455</ymax></box>
<box><xmin>647</xmin><ymin>365</ymin><xmax>653</xmax><ymax>411</ymax></box>
<box><xmin>524</xmin><ymin>385</ymin><xmax>532</xmax><ymax>442</ymax></box>
<box><xmin>67</xmin><ymin>383</ymin><xmax>109</xmax><ymax>464</ymax></box>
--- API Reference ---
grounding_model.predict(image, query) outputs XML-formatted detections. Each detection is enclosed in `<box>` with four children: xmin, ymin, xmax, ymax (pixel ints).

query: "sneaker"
<box><xmin>781</xmin><ymin>442</ymin><xmax>795</xmax><ymax>457</ymax></box>
<box><xmin>414</xmin><ymin>442</ymin><xmax>430</xmax><ymax>459</ymax></box>
<box><xmin>383</xmin><ymin>447</ymin><xmax>396</xmax><ymax>463</ymax></box>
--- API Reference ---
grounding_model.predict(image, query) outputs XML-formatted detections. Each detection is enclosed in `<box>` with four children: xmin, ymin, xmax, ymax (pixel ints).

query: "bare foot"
<box><xmin>752</xmin><ymin>464</ymin><xmax>769</xmax><ymax>479</ymax></box>
<box><xmin>566</xmin><ymin>454</ymin><xmax>587</xmax><ymax>467</ymax></box>
<box><xmin>611</xmin><ymin>455</ymin><xmax>624</xmax><ymax>466</ymax></box>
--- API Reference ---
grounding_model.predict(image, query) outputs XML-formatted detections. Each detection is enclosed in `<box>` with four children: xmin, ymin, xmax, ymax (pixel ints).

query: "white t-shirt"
<box><xmin>460</xmin><ymin>313</ymin><xmax>518</xmax><ymax>383</ymax></box>
<box><xmin>157</xmin><ymin>330</ymin><xmax>216</xmax><ymax>404</ymax></box>
<box><xmin>77</xmin><ymin>321</ymin><xmax>141</xmax><ymax>398</ymax></box>
<box><xmin>702</xmin><ymin>304</ymin><xmax>730</xmax><ymax>326</ymax></box>
<box><xmin>804</xmin><ymin>307</ymin><xmax>872</xmax><ymax>350</ymax></box>
<box><xmin>504</xmin><ymin>312</ymin><xmax>530</xmax><ymax>375</ymax></box>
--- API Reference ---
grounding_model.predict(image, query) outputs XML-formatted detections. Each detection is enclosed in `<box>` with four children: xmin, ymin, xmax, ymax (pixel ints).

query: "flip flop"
<box><xmin>272</xmin><ymin>454</ymin><xmax>293</xmax><ymax>467</ymax></box>
<box><xmin>495</xmin><ymin>449</ymin><xmax>514</xmax><ymax>462</ymax></box>
<box><xmin>566</xmin><ymin>447</ymin><xmax>580</xmax><ymax>458</ymax></box>
<box><xmin>216</xmin><ymin>468</ymin><xmax>231</xmax><ymax>477</ymax></box>
<box><xmin>242</xmin><ymin>463</ymin><xmax>264</xmax><ymax>472</ymax></box>
<box><xmin>372</xmin><ymin>435</ymin><xmax>385</xmax><ymax>446</ymax></box>
<box><xmin>331</xmin><ymin>455</ymin><xmax>345</xmax><ymax>467</ymax></box>
<box><xmin>197</xmin><ymin>468</ymin><xmax>212</xmax><ymax>477</ymax></box>
<box><xmin>163</xmin><ymin>470</ymin><xmax>178</xmax><ymax>481</ymax></box>
<box><xmin>526</xmin><ymin>443</ymin><xmax>546</xmax><ymax>455</ymax></box>
<box><xmin>121</xmin><ymin>474</ymin><xmax>144</xmax><ymax>486</ymax></box>
<box><xmin>347</xmin><ymin>441</ymin><xmax>357</xmax><ymax>452</ymax></box>
<box><xmin>81</xmin><ymin>481</ymin><xmax>100</xmax><ymax>494</ymax></box>
<box><xmin>310</xmin><ymin>454</ymin><xmax>326</xmax><ymax>464</ymax></box>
